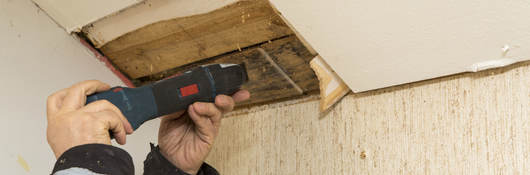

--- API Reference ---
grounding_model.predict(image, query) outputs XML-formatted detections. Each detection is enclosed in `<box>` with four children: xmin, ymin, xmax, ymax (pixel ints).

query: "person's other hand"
<box><xmin>46</xmin><ymin>80</ymin><xmax>133</xmax><ymax>158</ymax></box>
<box><xmin>158</xmin><ymin>90</ymin><xmax>250</xmax><ymax>174</ymax></box>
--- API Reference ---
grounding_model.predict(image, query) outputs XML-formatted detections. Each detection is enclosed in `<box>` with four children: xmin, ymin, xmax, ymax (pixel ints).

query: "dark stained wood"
<box><xmin>100</xmin><ymin>0</ymin><xmax>293</xmax><ymax>79</ymax></box>
<box><xmin>134</xmin><ymin>36</ymin><xmax>319</xmax><ymax>107</ymax></box>
<box><xmin>261</xmin><ymin>37</ymin><xmax>319</xmax><ymax>92</ymax></box>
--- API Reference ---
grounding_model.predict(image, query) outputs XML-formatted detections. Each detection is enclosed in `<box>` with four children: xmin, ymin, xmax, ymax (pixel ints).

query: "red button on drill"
<box><xmin>180</xmin><ymin>84</ymin><xmax>199</xmax><ymax>97</ymax></box>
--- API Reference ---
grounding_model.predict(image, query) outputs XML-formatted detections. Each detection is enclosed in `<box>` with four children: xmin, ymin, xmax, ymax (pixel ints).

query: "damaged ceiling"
<box><xmin>81</xmin><ymin>0</ymin><xmax>321</xmax><ymax>108</ymax></box>
<box><xmin>33</xmin><ymin>0</ymin><xmax>530</xmax><ymax>103</ymax></box>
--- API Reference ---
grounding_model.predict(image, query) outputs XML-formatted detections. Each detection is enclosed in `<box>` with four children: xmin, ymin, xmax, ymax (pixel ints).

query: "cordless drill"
<box><xmin>86</xmin><ymin>64</ymin><xmax>248</xmax><ymax>130</ymax></box>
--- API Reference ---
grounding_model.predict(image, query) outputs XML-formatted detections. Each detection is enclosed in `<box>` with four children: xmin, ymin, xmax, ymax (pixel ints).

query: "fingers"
<box><xmin>188</xmin><ymin>90</ymin><xmax>249</xmax><ymax>127</ymax></box>
<box><xmin>93</xmin><ymin>110</ymin><xmax>127</xmax><ymax>145</ymax></box>
<box><xmin>46</xmin><ymin>88</ymin><xmax>68</xmax><ymax>117</ymax></box>
<box><xmin>187</xmin><ymin>105</ymin><xmax>215</xmax><ymax>142</ymax></box>
<box><xmin>190</xmin><ymin>102</ymin><xmax>222</xmax><ymax>127</ymax></box>
<box><xmin>232</xmin><ymin>90</ymin><xmax>250</xmax><ymax>103</ymax></box>
<box><xmin>193</xmin><ymin>102</ymin><xmax>222</xmax><ymax>119</ymax></box>
<box><xmin>83</xmin><ymin>100</ymin><xmax>134</xmax><ymax>134</ymax></box>
<box><xmin>62</xmin><ymin>80</ymin><xmax>111</xmax><ymax>111</ymax></box>
<box><xmin>212</xmin><ymin>90</ymin><xmax>249</xmax><ymax>114</ymax></box>
<box><xmin>215</xmin><ymin>95</ymin><xmax>235</xmax><ymax>113</ymax></box>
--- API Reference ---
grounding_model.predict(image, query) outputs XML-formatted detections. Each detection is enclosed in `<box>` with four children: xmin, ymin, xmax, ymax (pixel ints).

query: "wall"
<box><xmin>207</xmin><ymin>61</ymin><xmax>530</xmax><ymax>174</ymax></box>
<box><xmin>0</xmin><ymin>0</ymin><xmax>159</xmax><ymax>174</ymax></box>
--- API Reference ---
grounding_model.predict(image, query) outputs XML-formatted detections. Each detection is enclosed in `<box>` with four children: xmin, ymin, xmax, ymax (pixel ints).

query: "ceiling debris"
<box><xmin>310</xmin><ymin>56</ymin><xmax>350</xmax><ymax>112</ymax></box>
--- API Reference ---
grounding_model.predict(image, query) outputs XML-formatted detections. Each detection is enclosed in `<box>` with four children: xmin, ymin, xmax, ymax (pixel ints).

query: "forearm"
<box><xmin>144</xmin><ymin>143</ymin><xmax>218</xmax><ymax>175</ymax></box>
<box><xmin>51</xmin><ymin>144</ymin><xmax>134</xmax><ymax>175</ymax></box>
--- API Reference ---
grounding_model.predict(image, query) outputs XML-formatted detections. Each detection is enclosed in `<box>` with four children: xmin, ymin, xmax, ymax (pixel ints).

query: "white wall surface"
<box><xmin>0</xmin><ymin>0</ymin><xmax>159</xmax><ymax>174</ymax></box>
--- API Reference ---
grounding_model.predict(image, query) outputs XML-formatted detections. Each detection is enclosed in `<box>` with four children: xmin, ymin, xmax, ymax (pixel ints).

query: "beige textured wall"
<box><xmin>206</xmin><ymin>61</ymin><xmax>530</xmax><ymax>174</ymax></box>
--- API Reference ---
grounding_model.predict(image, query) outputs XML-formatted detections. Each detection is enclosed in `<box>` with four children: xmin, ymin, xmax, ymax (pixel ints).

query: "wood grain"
<box><xmin>207</xmin><ymin>61</ymin><xmax>530</xmax><ymax>174</ymax></box>
<box><xmin>99</xmin><ymin>0</ymin><xmax>293</xmax><ymax>79</ymax></box>
<box><xmin>136</xmin><ymin>36</ymin><xmax>319</xmax><ymax>107</ymax></box>
<box><xmin>82</xmin><ymin>0</ymin><xmax>239</xmax><ymax>47</ymax></box>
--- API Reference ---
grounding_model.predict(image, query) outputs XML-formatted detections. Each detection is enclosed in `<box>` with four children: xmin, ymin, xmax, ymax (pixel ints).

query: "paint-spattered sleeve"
<box><xmin>144</xmin><ymin>143</ymin><xmax>219</xmax><ymax>175</ymax></box>
<box><xmin>52</xmin><ymin>144</ymin><xmax>134</xmax><ymax>175</ymax></box>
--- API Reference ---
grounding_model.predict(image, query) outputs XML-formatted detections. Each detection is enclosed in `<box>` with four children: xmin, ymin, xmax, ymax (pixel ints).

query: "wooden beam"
<box><xmin>99</xmin><ymin>0</ymin><xmax>293</xmax><ymax>79</ymax></box>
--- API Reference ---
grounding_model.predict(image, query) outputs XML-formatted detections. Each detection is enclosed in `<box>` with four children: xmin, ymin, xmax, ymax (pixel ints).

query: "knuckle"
<box><xmin>68</xmin><ymin>85</ymin><xmax>84</xmax><ymax>94</ymax></box>
<box><xmin>216</xmin><ymin>96</ymin><xmax>234</xmax><ymax>110</ymax></box>
<box><xmin>46</xmin><ymin>93</ymin><xmax>55</xmax><ymax>101</ymax></box>
<box><xmin>46</xmin><ymin>95</ymin><xmax>54</xmax><ymax>104</ymax></box>
<box><xmin>70</xmin><ymin>82</ymin><xmax>84</xmax><ymax>89</ymax></box>
<box><xmin>47</xmin><ymin>90</ymin><xmax>64</xmax><ymax>102</ymax></box>
<box><xmin>72</xmin><ymin>80</ymin><xmax>97</xmax><ymax>90</ymax></box>
<box><xmin>83</xmin><ymin>79</ymin><xmax>99</xmax><ymax>84</ymax></box>
<box><xmin>193</xmin><ymin>102</ymin><xmax>203</xmax><ymax>111</ymax></box>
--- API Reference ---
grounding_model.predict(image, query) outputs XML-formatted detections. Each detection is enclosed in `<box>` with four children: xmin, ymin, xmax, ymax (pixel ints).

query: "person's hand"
<box><xmin>46</xmin><ymin>80</ymin><xmax>133</xmax><ymax>158</ymax></box>
<box><xmin>158</xmin><ymin>90</ymin><xmax>250</xmax><ymax>174</ymax></box>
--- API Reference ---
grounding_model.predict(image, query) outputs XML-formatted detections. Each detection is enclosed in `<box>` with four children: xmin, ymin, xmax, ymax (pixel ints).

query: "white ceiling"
<box><xmin>270</xmin><ymin>0</ymin><xmax>530</xmax><ymax>92</ymax></box>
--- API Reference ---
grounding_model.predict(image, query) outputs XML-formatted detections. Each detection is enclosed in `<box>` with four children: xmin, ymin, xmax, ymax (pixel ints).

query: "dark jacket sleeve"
<box><xmin>52</xmin><ymin>144</ymin><xmax>134</xmax><ymax>175</ymax></box>
<box><xmin>144</xmin><ymin>143</ymin><xmax>219</xmax><ymax>175</ymax></box>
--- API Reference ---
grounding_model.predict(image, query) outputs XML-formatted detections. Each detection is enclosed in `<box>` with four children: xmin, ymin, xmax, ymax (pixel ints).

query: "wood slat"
<box><xmin>100</xmin><ymin>0</ymin><xmax>293</xmax><ymax>79</ymax></box>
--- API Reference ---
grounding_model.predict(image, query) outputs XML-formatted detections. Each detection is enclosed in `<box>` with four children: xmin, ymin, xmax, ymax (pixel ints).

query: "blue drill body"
<box><xmin>86</xmin><ymin>85</ymin><xmax>158</xmax><ymax>130</ymax></box>
<box><xmin>86</xmin><ymin>64</ymin><xmax>248</xmax><ymax>130</ymax></box>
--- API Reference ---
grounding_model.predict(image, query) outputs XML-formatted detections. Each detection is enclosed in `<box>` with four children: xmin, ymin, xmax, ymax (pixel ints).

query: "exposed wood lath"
<box><xmin>82</xmin><ymin>0</ymin><xmax>320</xmax><ymax>107</ymax></box>
<box><xmin>99</xmin><ymin>0</ymin><xmax>293</xmax><ymax>79</ymax></box>
<box><xmin>82</xmin><ymin>0</ymin><xmax>240</xmax><ymax>47</ymax></box>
